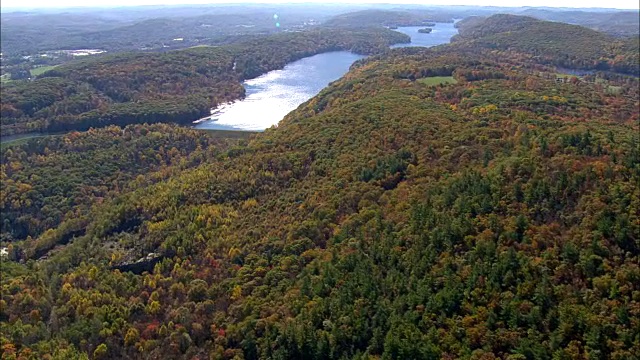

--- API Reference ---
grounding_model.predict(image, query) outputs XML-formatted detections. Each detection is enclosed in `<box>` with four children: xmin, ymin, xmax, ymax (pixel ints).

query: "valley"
<box><xmin>0</xmin><ymin>5</ymin><xmax>639</xmax><ymax>360</ymax></box>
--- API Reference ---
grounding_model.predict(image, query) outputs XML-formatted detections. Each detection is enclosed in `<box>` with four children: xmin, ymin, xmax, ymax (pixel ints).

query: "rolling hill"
<box><xmin>322</xmin><ymin>9</ymin><xmax>446</xmax><ymax>28</ymax></box>
<box><xmin>454</xmin><ymin>14</ymin><xmax>640</xmax><ymax>76</ymax></box>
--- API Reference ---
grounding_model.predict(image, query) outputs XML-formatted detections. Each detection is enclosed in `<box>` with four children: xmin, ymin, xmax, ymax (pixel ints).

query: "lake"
<box><xmin>195</xmin><ymin>23</ymin><xmax>459</xmax><ymax>131</ymax></box>
<box><xmin>195</xmin><ymin>51</ymin><xmax>365</xmax><ymax>131</ymax></box>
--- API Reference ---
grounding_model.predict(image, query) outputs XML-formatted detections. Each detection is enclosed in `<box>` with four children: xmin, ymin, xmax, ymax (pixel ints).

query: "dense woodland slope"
<box><xmin>0</xmin><ymin>125</ymin><xmax>249</xmax><ymax>254</ymax></box>
<box><xmin>0</xmin><ymin>28</ymin><xmax>408</xmax><ymax>136</ymax></box>
<box><xmin>453</xmin><ymin>15</ymin><xmax>640</xmax><ymax>76</ymax></box>
<box><xmin>518</xmin><ymin>9</ymin><xmax>640</xmax><ymax>37</ymax></box>
<box><xmin>1</xmin><ymin>14</ymin><xmax>639</xmax><ymax>360</ymax></box>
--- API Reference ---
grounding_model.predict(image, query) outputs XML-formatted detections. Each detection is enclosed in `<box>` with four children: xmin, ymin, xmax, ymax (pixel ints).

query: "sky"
<box><xmin>1</xmin><ymin>0</ymin><xmax>638</xmax><ymax>10</ymax></box>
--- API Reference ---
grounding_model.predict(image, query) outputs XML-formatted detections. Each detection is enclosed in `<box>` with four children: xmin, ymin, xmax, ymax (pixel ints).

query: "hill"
<box><xmin>454</xmin><ymin>14</ymin><xmax>640</xmax><ymax>76</ymax></box>
<box><xmin>0</xmin><ymin>124</ymin><xmax>248</xmax><ymax>251</ymax></box>
<box><xmin>0</xmin><ymin>12</ymin><xmax>127</xmax><ymax>55</ymax></box>
<box><xmin>1</xmin><ymin>20</ymin><xmax>638</xmax><ymax>359</ymax></box>
<box><xmin>322</xmin><ymin>10</ymin><xmax>444</xmax><ymax>28</ymax></box>
<box><xmin>519</xmin><ymin>9</ymin><xmax>640</xmax><ymax>37</ymax></box>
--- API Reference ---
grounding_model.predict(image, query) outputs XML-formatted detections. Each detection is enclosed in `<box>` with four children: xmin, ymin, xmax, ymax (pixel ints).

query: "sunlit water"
<box><xmin>195</xmin><ymin>23</ymin><xmax>458</xmax><ymax>131</ymax></box>
<box><xmin>195</xmin><ymin>51</ymin><xmax>365</xmax><ymax>131</ymax></box>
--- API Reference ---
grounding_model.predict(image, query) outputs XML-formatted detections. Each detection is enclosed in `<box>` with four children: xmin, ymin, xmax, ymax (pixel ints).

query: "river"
<box><xmin>195</xmin><ymin>22</ymin><xmax>459</xmax><ymax>131</ymax></box>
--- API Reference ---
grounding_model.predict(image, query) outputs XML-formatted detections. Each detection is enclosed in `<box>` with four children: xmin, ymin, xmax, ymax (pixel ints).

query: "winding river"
<box><xmin>195</xmin><ymin>22</ymin><xmax>459</xmax><ymax>131</ymax></box>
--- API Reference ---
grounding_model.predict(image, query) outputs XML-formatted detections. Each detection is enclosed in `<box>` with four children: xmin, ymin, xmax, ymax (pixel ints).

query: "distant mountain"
<box><xmin>0</xmin><ymin>12</ymin><xmax>128</xmax><ymax>54</ymax></box>
<box><xmin>520</xmin><ymin>8</ymin><xmax>640</xmax><ymax>37</ymax></box>
<box><xmin>0</xmin><ymin>5</ymin><xmax>349</xmax><ymax>55</ymax></box>
<box><xmin>1</xmin><ymin>12</ymin><xmax>298</xmax><ymax>55</ymax></box>
<box><xmin>322</xmin><ymin>9</ymin><xmax>450</xmax><ymax>28</ymax></box>
<box><xmin>455</xmin><ymin>14</ymin><xmax>541</xmax><ymax>39</ymax></box>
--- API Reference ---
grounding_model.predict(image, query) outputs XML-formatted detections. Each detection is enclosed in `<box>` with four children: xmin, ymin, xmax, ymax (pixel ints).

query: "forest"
<box><xmin>453</xmin><ymin>15</ymin><xmax>640</xmax><ymax>76</ymax></box>
<box><xmin>1</xmin><ymin>12</ymin><xmax>639</xmax><ymax>360</ymax></box>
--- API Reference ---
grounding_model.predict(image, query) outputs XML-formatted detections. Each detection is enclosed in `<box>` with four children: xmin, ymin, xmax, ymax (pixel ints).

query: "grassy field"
<box><xmin>605</xmin><ymin>85</ymin><xmax>623</xmax><ymax>95</ymax></box>
<box><xmin>30</xmin><ymin>65</ymin><xmax>57</xmax><ymax>77</ymax></box>
<box><xmin>1</xmin><ymin>65</ymin><xmax>58</xmax><ymax>82</ymax></box>
<box><xmin>418</xmin><ymin>76</ymin><xmax>457</xmax><ymax>85</ymax></box>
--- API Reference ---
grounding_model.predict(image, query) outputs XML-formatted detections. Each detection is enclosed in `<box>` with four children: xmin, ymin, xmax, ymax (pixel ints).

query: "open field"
<box><xmin>418</xmin><ymin>76</ymin><xmax>457</xmax><ymax>85</ymax></box>
<box><xmin>30</xmin><ymin>65</ymin><xmax>57</xmax><ymax>76</ymax></box>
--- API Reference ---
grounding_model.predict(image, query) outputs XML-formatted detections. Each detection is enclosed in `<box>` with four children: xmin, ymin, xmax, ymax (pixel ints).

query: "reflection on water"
<box><xmin>195</xmin><ymin>23</ymin><xmax>459</xmax><ymax>131</ymax></box>
<box><xmin>195</xmin><ymin>51</ymin><xmax>364</xmax><ymax>131</ymax></box>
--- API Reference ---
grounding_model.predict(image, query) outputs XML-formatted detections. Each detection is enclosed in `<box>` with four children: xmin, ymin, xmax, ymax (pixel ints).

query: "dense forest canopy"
<box><xmin>518</xmin><ymin>9</ymin><xmax>640</xmax><ymax>37</ymax></box>
<box><xmin>1</xmin><ymin>12</ymin><xmax>639</xmax><ymax>359</ymax></box>
<box><xmin>0</xmin><ymin>124</ymin><xmax>248</xmax><ymax>251</ymax></box>
<box><xmin>453</xmin><ymin>14</ymin><xmax>640</xmax><ymax>76</ymax></box>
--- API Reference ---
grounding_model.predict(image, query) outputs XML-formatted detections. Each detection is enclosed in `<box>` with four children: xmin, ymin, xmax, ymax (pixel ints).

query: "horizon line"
<box><xmin>2</xmin><ymin>2</ymin><xmax>639</xmax><ymax>11</ymax></box>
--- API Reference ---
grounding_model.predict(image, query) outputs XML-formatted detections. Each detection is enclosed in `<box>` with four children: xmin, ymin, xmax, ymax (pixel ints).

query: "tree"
<box><xmin>93</xmin><ymin>343</ymin><xmax>107</xmax><ymax>359</ymax></box>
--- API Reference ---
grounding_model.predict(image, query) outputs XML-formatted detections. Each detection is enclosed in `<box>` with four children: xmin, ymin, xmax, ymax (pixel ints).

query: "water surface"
<box><xmin>391</xmin><ymin>23</ymin><xmax>459</xmax><ymax>48</ymax></box>
<box><xmin>195</xmin><ymin>51</ymin><xmax>365</xmax><ymax>131</ymax></box>
<box><xmin>195</xmin><ymin>23</ymin><xmax>459</xmax><ymax>131</ymax></box>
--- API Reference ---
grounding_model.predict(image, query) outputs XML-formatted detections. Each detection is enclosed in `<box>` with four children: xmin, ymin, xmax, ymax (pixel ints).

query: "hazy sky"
<box><xmin>2</xmin><ymin>0</ymin><xmax>638</xmax><ymax>10</ymax></box>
